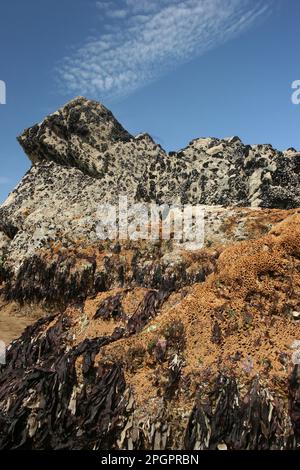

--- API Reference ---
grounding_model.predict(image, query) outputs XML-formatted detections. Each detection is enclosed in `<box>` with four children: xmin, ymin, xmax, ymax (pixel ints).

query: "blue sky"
<box><xmin>0</xmin><ymin>0</ymin><xmax>299</xmax><ymax>202</ymax></box>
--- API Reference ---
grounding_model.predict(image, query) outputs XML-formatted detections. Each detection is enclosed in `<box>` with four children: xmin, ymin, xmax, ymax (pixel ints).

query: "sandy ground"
<box><xmin>0</xmin><ymin>299</ymin><xmax>47</xmax><ymax>345</ymax></box>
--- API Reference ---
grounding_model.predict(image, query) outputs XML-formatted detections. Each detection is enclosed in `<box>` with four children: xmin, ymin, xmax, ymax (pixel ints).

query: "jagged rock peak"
<box><xmin>17</xmin><ymin>96</ymin><xmax>133</xmax><ymax>168</ymax></box>
<box><xmin>9</xmin><ymin>96</ymin><xmax>300</xmax><ymax>212</ymax></box>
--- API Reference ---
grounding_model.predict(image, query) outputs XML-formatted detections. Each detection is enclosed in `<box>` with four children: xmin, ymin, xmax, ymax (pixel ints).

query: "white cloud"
<box><xmin>58</xmin><ymin>0</ymin><xmax>272</xmax><ymax>99</ymax></box>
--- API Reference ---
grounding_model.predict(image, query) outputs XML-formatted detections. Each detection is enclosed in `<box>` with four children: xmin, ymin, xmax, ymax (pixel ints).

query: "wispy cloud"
<box><xmin>58</xmin><ymin>0</ymin><xmax>272</xmax><ymax>100</ymax></box>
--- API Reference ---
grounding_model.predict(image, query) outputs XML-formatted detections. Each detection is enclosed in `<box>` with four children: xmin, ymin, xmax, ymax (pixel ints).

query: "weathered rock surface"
<box><xmin>1</xmin><ymin>97</ymin><xmax>300</xmax><ymax>450</ymax></box>
<box><xmin>1</xmin><ymin>97</ymin><xmax>299</xmax><ymax>302</ymax></box>
<box><xmin>16</xmin><ymin>97</ymin><xmax>300</xmax><ymax>211</ymax></box>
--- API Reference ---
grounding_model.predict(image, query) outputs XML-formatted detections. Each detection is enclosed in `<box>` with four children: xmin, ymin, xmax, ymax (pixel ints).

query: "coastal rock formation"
<box><xmin>1</xmin><ymin>97</ymin><xmax>300</xmax><ymax>302</ymax></box>
<box><xmin>16</xmin><ymin>97</ymin><xmax>300</xmax><ymax>211</ymax></box>
<box><xmin>0</xmin><ymin>97</ymin><xmax>300</xmax><ymax>450</ymax></box>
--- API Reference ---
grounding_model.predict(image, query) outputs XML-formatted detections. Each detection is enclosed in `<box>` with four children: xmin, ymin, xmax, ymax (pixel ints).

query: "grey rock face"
<box><xmin>0</xmin><ymin>96</ymin><xmax>299</xmax><ymax>296</ymax></box>
<box><xmin>18</xmin><ymin>97</ymin><xmax>132</xmax><ymax>169</ymax></box>
<box><xmin>16</xmin><ymin>97</ymin><xmax>300</xmax><ymax>210</ymax></box>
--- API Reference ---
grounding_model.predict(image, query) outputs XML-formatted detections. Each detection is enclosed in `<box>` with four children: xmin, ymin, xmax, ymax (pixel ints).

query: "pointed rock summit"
<box><xmin>18</xmin><ymin>97</ymin><xmax>132</xmax><ymax>171</ymax></box>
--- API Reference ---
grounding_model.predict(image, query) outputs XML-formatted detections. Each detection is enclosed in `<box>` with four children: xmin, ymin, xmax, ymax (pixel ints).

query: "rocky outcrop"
<box><xmin>18</xmin><ymin>98</ymin><xmax>132</xmax><ymax>168</ymax></box>
<box><xmin>15</xmin><ymin>98</ymin><xmax>300</xmax><ymax>210</ymax></box>
<box><xmin>0</xmin><ymin>97</ymin><xmax>299</xmax><ymax>302</ymax></box>
<box><xmin>1</xmin><ymin>97</ymin><xmax>300</xmax><ymax>450</ymax></box>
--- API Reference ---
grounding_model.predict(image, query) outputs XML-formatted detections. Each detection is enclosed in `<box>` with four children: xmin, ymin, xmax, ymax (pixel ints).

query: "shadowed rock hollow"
<box><xmin>0</xmin><ymin>97</ymin><xmax>300</xmax><ymax>450</ymax></box>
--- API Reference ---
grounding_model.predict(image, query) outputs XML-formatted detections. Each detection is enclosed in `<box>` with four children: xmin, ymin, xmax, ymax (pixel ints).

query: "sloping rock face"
<box><xmin>1</xmin><ymin>97</ymin><xmax>300</xmax><ymax>450</ymax></box>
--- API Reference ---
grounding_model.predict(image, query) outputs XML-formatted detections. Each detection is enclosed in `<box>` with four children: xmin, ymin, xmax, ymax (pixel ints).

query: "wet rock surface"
<box><xmin>1</xmin><ymin>97</ymin><xmax>300</xmax><ymax>449</ymax></box>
